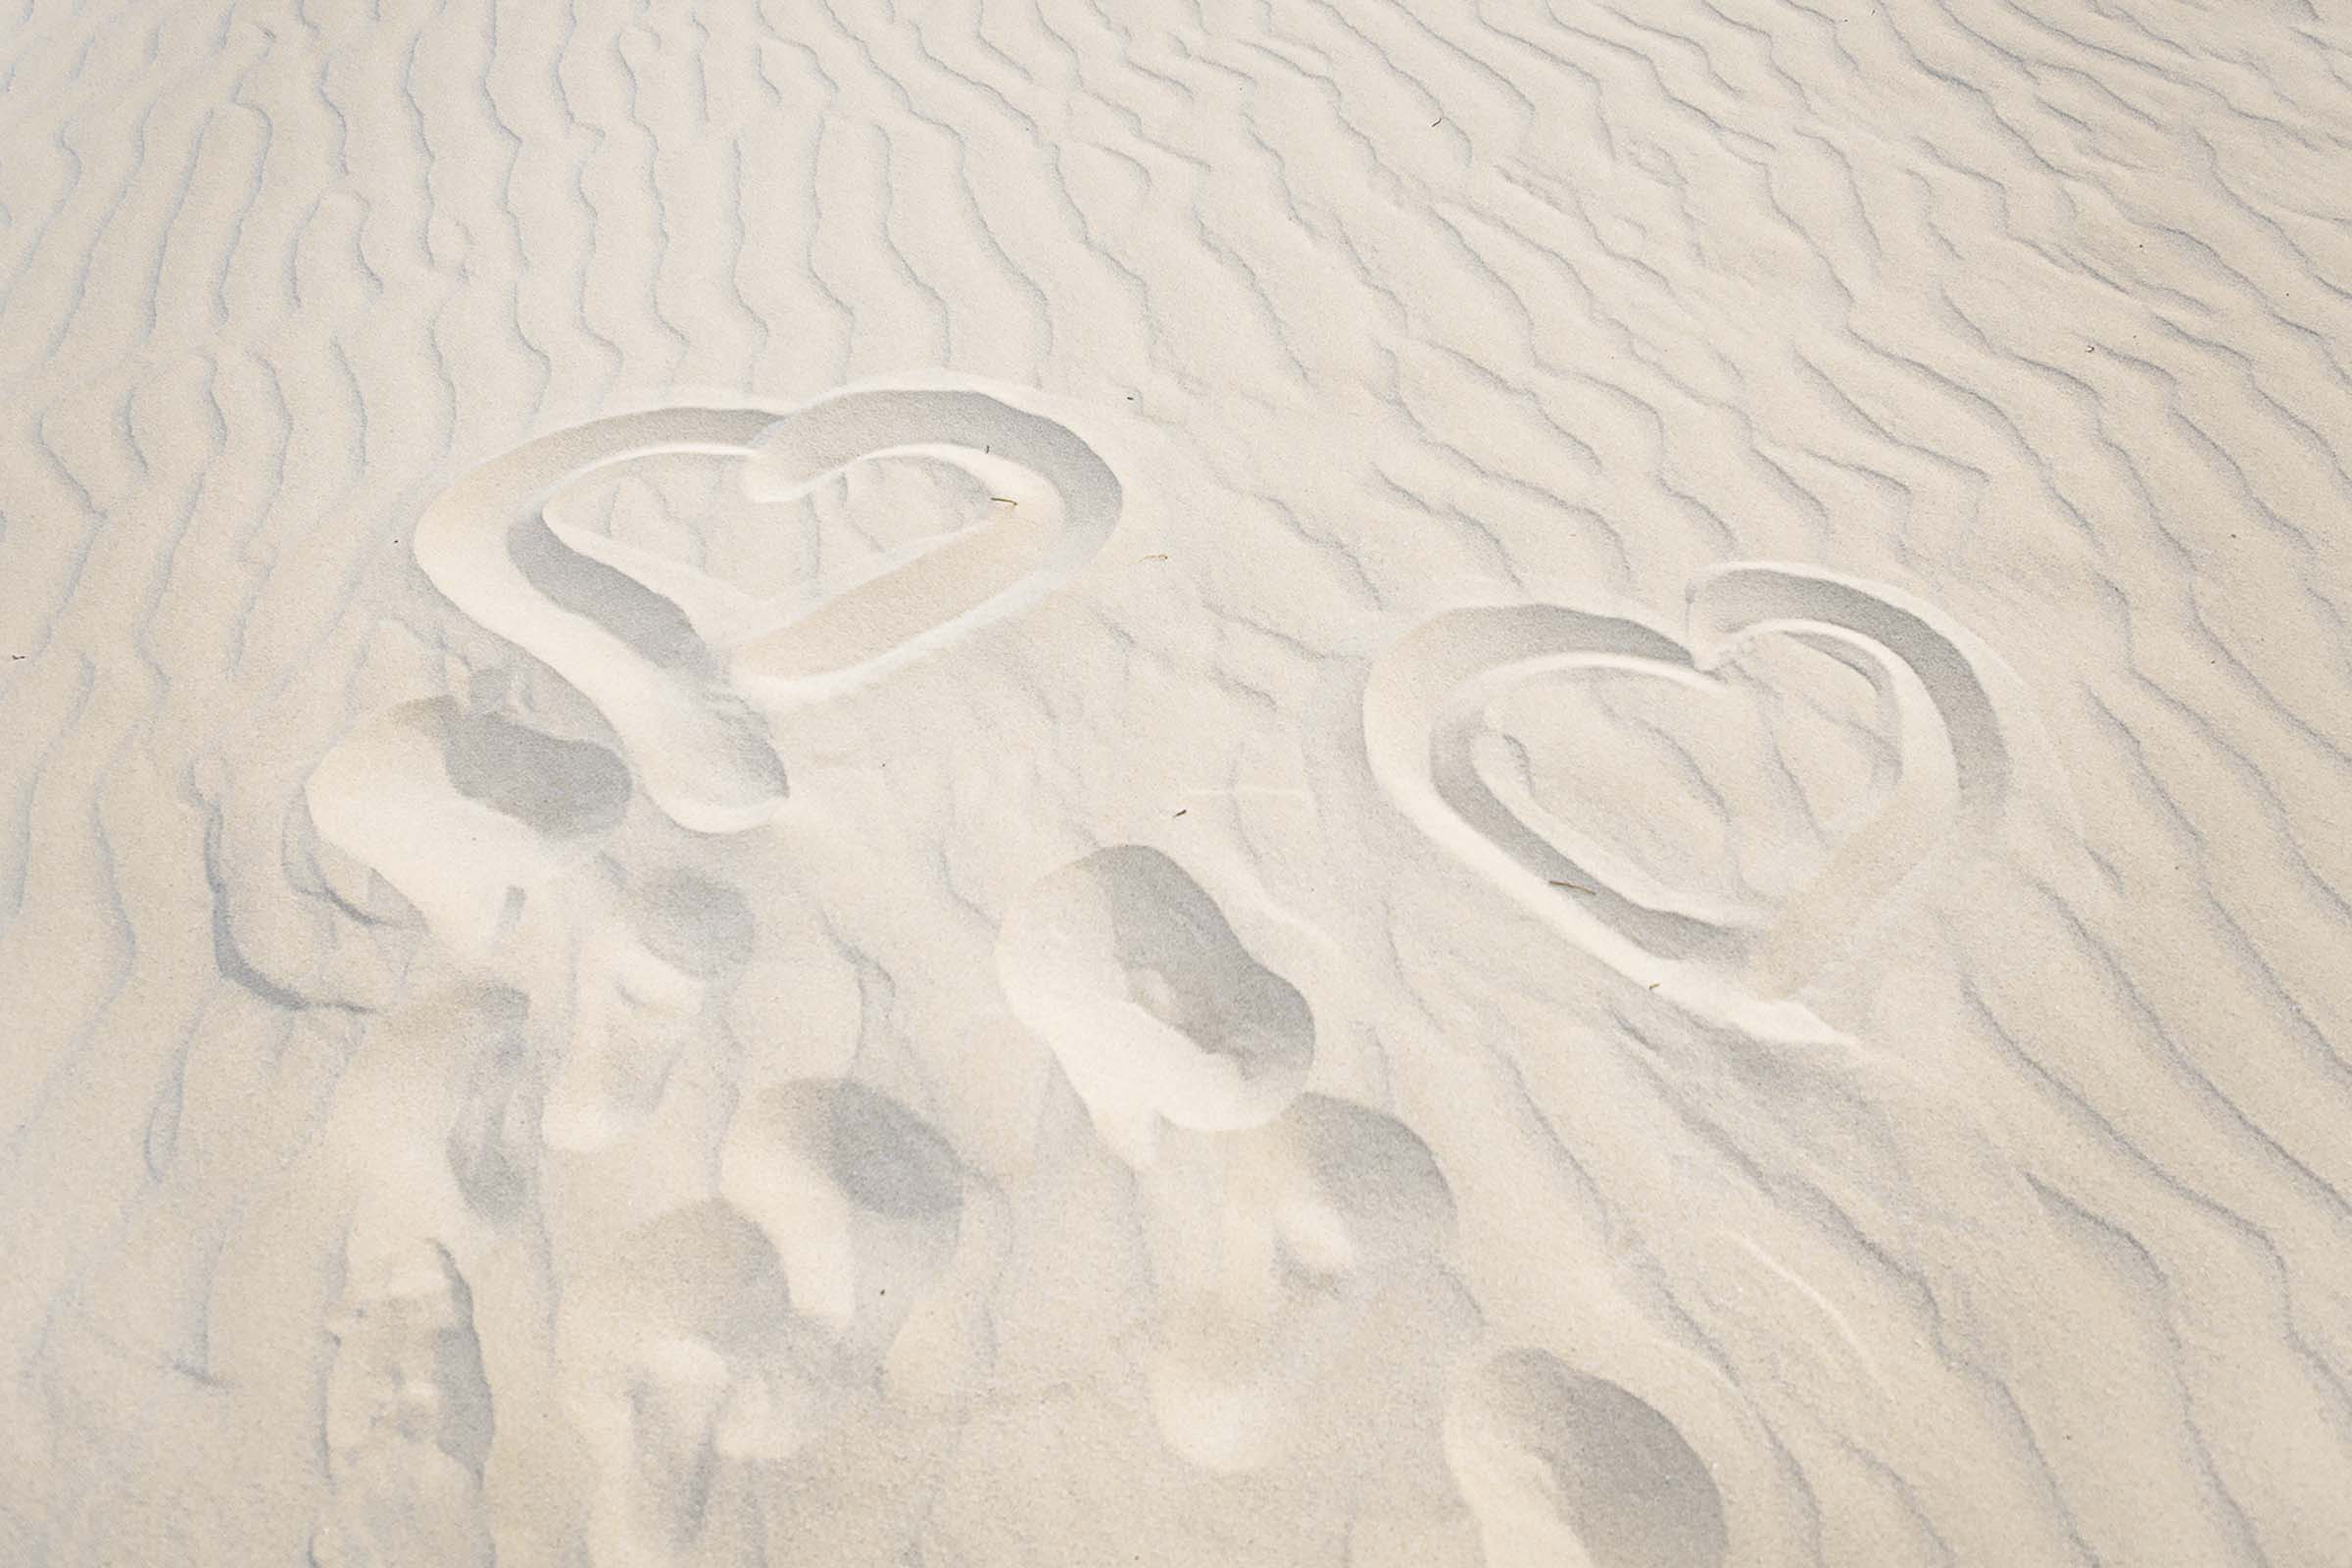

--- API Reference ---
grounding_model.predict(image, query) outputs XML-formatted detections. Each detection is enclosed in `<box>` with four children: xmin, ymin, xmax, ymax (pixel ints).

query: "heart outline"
<box><xmin>1363</xmin><ymin>563</ymin><xmax>2025</xmax><ymax>1042</ymax></box>
<box><xmin>413</xmin><ymin>380</ymin><xmax>1122</xmax><ymax>834</ymax></box>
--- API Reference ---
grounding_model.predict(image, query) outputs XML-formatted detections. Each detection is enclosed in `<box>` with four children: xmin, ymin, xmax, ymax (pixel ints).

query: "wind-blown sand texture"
<box><xmin>4</xmin><ymin>0</ymin><xmax>2350</xmax><ymax>1563</ymax></box>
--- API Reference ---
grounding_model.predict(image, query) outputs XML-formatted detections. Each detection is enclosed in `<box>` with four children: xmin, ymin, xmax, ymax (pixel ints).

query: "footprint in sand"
<box><xmin>412</xmin><ymin>380</ymin><xmax>1122</xmax><ymax>834</ymax></box>
<box><xmin>997</xmin><ymin>846</ymin><xmax>1472</xmax><ymax>1473</ymax></box>
<box><xmin>717</xmin><ymin>1076</ymin><xmax>967</xmax><ymax>1359</ymax></box>
<box><xmin>1144</xmin><ymin>1094</ymin><xmax>1478</xmax><ymax>1475</ymax></box>
<box><xmin>442</xmin><ymin>987</ymin><xmax>539</xmax><ymax>1223</ymax></box>
<box><xmin>1445</xmin><ymin>1348</ymin><xmax>1726</xmax><ymax>1568</ymax></box>
<box><xmin>559</xmin><ymin>1201</ymin><xmax>798</xmax><ymax>1560</ymax></box>
<box><xmin>304</xmin><ymin>696</ymin><xmax>630</xmax><ymax>956</ymax></box>
<box><xmin>1363</xmin><ymin>563</ymin><xmax>2036</xmax><ymax>1042</ymax></box>
<box><xmin>304</xmin><ymin>683</ymin><xmax>763</xmax><ymax>1156</ymax></box>
<box><xmin>994</xmin><ymin>845</ymin><xmax>1316</xmax><ymax>1166</ymax></box>
<box><xmin>540</xmin><ymin>865</ymin><xmax>757</xmax><ymax>1153</ymax></box>
<box><xmin>312</xmin><ymin>1239</ymin><xmax>497</xmax><ymax>1568</ymax></box>
<box><xmin>558</xmin><ymin>1081</ymin><xmax>966</xmax><ymax>1560</ymax></box>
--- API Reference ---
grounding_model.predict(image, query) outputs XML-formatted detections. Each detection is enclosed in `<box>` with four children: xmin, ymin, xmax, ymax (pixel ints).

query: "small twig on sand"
<box><xmin>1548</xmin><ymin>879</ymin><xmax>1595</xmax><ymax>894</ymax></box>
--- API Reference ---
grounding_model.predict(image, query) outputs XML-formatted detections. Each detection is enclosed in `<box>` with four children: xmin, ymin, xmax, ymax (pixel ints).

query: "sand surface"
<box><xmin>5</xmin><ymin>0</ymin><xmax>2352</xmax><ymax>1563</ymax></box>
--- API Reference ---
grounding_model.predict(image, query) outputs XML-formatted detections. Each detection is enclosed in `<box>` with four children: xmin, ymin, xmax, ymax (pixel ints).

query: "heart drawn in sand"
<box><xmin>1363</xmin><ymin>564</ymin><xmax>2024</xmax><ymax>1042</ymax></box>
<box><xmin>413</xmin><ymin>380</ymin><xmax>1122</xmax><ymax>834</ymax></box>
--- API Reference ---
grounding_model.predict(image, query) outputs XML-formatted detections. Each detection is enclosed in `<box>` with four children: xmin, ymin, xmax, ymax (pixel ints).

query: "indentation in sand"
<box><xmin>1147</xmin><ymin>1095</ymin><xmax>1468</xmax><ymax>1472</ymax></box>
<box><xmin>996</xmin><ymin>845</ymin><xmax>1315</xmax><ymax>1165</ymax></box>
<box><xmin>1446</xmin><ymin>1348</ymin><xmax>1727</xmax><ymax>1568</ymax></box>
<box><xmin>313</xmin><ymin>1239</ymin><xmax>496</xmax><ymax>1568</ymax></box>
<box><xmin>542</xmin><ymin>867</ymin><xmax>754</xmax><ymax>1152</ymax></box>
<box><xmin>719</xmin><ymin>1078</ymin><xmax>966</xmax><ymax>1350</ymax></box>
<box><xmin>305</xmin><ymin>697</ymin><xmax>626</xmax><ymax>954</ymax></box>
<box><xmin>557</xmin><ymin>1202</ymin><xmax>804</xmax><ymax>1554</ymax></box>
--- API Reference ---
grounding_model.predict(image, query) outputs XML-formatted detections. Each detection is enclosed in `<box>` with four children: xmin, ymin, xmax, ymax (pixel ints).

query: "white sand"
<box><xmin>4</xmin><ymin>0</ymin><xmax>2350</xmax><ymax>1562</ymax></box>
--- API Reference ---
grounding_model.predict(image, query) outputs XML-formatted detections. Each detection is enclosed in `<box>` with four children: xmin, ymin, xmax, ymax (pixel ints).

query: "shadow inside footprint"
<box><xmin>1446</xmin><ymin>1348</ymin><xmax>1726</xmax><ymax>1568</ymax></box>
<box><xmin>720</xmin><ymin>1079</ymin><xmax>965</xmax><ymax>1349</ymax></box>
<box><xmin>440</xmin><ymin>705</ymin><xmax>634</xmax><ymax>840</ymax></box>
<box><xmin>818</xmin><ymin>1089</ymin><xmax>965</xmax><ymax>1223</ymax></box>
<box><xmin>624</xmin><ymin>868</ymin><xmax>758</xmax><ymax>980</ymax></box>
<box><xmin>443</xmin><ymin>987</ymin><xmax>537</xmax><ymax>1222</ymax></box>
<box><xmin>997</xmin><ymin>846</ymin><xmax>1314</xmax><ymax>1165</ymax></box>
<box><xmin>1267</xmin><ymin>1096</ymin><xmax>1457</xmax><ymax>1282</ymax></box>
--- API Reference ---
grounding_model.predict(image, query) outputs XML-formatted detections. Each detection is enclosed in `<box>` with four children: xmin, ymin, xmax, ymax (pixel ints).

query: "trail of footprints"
<box><xmin>291</xmin><ymin>377</ymin><xmax>2036</xmax><ymax>1565</ymax></box>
